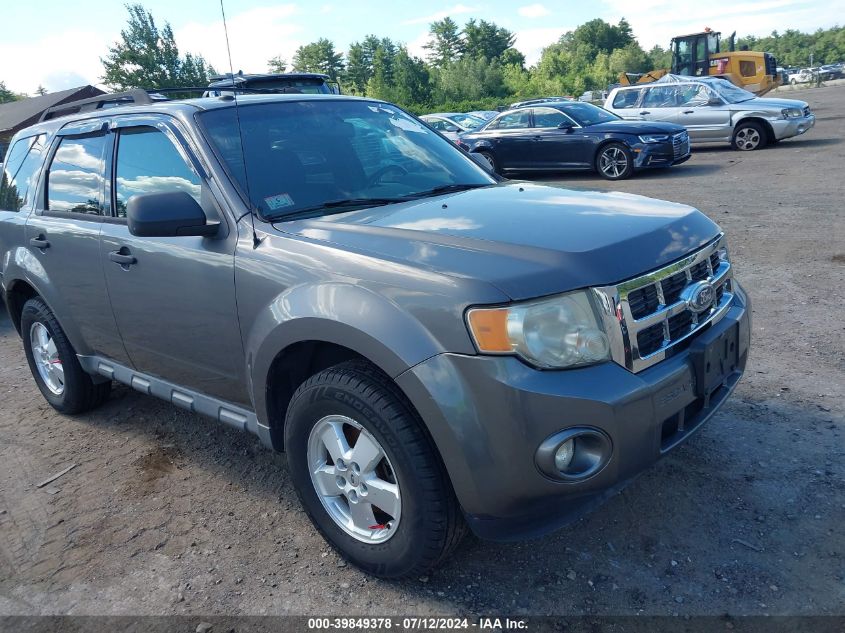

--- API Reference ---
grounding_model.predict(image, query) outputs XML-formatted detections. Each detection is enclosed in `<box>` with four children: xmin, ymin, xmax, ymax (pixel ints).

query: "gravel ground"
<box><xmin>0</xmin><ymin>85</ymin><xmax>843</xmax><ymax>618</ymax></box>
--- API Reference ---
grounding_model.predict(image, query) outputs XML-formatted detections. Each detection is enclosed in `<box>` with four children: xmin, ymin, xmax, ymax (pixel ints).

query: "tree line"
<box><xmin>2</xmin><ymin>4</ymin><xmax>844</xmax><ymax>113</ymax></box>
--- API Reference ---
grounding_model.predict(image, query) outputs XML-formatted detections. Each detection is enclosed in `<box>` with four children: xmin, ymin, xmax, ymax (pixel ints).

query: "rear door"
<box><xmin>25</xmin><ymin>121</ymin><xmax>131</xmax><ymax>364</ymax></box>
<box><xmin>608</xmin><ymin>88</ymin><xmax>645</xmax><ymax>120</ymax></box>
<box><xmin>638</xmin><ymin>85</ymin><xmax>683</xmax><ymax>124</ymax></box>
<box><xmin>481</xmin><ymin>110</ymin><xmax>533</xmax><ymax>169</ymax></box>
<box><xmin>530</xmin><ymin>107</ymin><xmax>593</xmax><ymax>169</ymax></box>
<box><xmin>98</xmin><ymin>116</ymin><xmax>247</xmax><ymax>404</ymax></box>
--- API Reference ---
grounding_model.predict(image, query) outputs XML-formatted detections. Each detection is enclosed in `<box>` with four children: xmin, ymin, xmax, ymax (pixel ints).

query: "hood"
<box><xmin>733</xmin><ymin>96</ymin><xmax>808</xmax><ymax>110</ymax></box>
<box><xmin>277</xmin><ymin>183</ymin><xmax>720</xmax><ymax>300</ymax></box>
<box><xmin>585</xmin><ymin>120</ymin><xmax>686</xmax><ymax>135</ymax></box>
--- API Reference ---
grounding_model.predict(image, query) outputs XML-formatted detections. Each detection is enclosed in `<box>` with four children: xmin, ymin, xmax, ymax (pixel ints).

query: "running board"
<box><xmin>77</xmin><ymin>355</ymin><xmax>268</xmax><ymax>443</ymax></box>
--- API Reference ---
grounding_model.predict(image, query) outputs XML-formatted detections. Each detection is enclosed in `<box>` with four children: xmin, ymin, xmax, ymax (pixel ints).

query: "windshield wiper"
<box><xmin>404</xmin><ymin>183</ymin><xmax>490</xmax><ymax>199</ymax></box>
<box><xmin>267</xmin><ymin>197</ymin><xmax>405</xmax><ymax>222</ymax></box>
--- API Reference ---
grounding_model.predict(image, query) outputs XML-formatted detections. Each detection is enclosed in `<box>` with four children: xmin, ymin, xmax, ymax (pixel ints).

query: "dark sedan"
<box><xmin>457</xmin><ymin>101</ymin><xmax>691</xmax><ymax>180</ymax></box>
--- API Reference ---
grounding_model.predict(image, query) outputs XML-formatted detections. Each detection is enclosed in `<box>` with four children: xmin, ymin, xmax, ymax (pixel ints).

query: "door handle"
<box><xmin>532</xmin><ymin>135</ymin><xmax>544</xmax><ymax>140</ymax></box>
<box><xmin>109</xmin><ymin>249</ymin><xmax>137</xmax><ymax>266</ymax></box>
<box><xmin>29</xmin><ymin>236</ymin><xmax>50</xmax><ymax>249</ymax></box>
<box><xmin>639</xmin><ymin>111</ymin><xmax>651</xmax><ymax>115</ymax></box>
<box><xmin>683</xmin><ymin>110</ymin><xmax>694</xmax><ymax>114</ymax></box>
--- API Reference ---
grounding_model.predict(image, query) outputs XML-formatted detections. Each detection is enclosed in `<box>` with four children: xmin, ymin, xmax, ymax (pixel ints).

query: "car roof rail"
<box><xmin>39</xmin><ymin>89</ymin><xmax>155</xmax><ymax>122</ymax></box>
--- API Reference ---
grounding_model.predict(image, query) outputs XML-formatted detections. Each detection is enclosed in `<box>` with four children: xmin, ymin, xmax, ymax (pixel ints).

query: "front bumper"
<box><xmin>632</xmin><ymin>142</ymin><xmax>691</xmax><ymax>169</ymax></box>
<box><xmin>397</xmin><ymin>285</ymin><xmax>750</xmax><ymax>541</ymax></box>
<box><xmin>771</xmin><ymin>114</ymin><xmax>815</xmax><ymax>140</ymax></box>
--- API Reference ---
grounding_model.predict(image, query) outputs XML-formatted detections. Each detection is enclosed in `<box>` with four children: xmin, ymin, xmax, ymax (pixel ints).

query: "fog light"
<box><xmin>554</xmin><ymin>439</ymin><xmax>575</xmax><ymax>471</ymax></box>
<box><xmin>536</xmin><ymin>427</ymin><xmax>612</xmax><ymax>481</ymax></box>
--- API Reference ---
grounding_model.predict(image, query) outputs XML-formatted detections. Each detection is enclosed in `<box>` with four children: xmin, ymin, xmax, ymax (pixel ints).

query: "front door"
<box><xmin>530</xmin><ymin>107</ymin><xmax>593</xmax><ymax>169</ymax></box>
<box><xmin>483</xmin><ymin>110</ymin><xmax>534</xmax><ymax>169</ymax></box>
<box><xmin>675</xmin><ymin>84</ymin><xmax>732</xmax><ymax>142</ymax></box>
<box><xmin>98</xmin><ymin>119</ymin><xmax>247</xmax><ymax>404</ymax></box>
<box><xmin>638</xmin><ymin>85</ymin><xmax>684</xmax><ymax>124</ymax></box>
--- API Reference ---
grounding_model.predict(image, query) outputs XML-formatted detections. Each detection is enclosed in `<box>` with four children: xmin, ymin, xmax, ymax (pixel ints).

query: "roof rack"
<box><xmin>39</xmin><ymin>89</ymin><xmax>153</xmax><ymax>122</ymax></box>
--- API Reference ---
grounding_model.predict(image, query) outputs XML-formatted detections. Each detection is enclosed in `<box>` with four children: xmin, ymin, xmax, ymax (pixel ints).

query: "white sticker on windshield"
<box><xmin>265</xmin><ymin>193</ymin><xmax>294</xmax><ymax>210</ymax></box>
<box><xmin>389</xmin><ymin>117</ymin><xmax>426</xmax><ymax>133</ymax></box>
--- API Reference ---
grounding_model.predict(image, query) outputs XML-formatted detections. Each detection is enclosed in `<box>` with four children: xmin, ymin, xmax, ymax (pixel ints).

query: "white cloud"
<box><xmin>518</xmin><ymin>4</ymin><xmax>551</xmax><ymax>18</ymax></box>
<box><xmin>515</xmin><ymin>27</ymin><xmax>571</xmax><ymax>66</ymax></box>
<box><xmin>402</xmin><ymin>4</ymin><xmax>479</xmax><ymax>26</ymax></box>
<box><xmin>407</xmin><ymin>29</ymin><xmax>434</xmax><ymax>59</ymax></box>
<box><xmin>0</xmin><ymin>29</ymin><xmax>111</xmax><ymax>94</ymax></box>
<box><xmin>176</xmin><ymin>5</ymin><xmax>304</xmax><ymax>77</ymax></box>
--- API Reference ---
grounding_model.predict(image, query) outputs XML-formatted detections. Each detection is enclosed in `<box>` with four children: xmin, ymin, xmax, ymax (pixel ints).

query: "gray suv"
<box><xmin>0</xmin><ymin>90</ymin><xmax>750</xmax><ymax>578</ymax></box>
<box><xmin>605</xmin><ymin>76</ymin><xmax>815</xmax><ymax>150</ymax></box>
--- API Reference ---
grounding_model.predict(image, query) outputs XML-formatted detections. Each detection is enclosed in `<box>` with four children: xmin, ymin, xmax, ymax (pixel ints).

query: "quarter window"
<box><xmin>114</xmin><ymin>127</ymin><xmax>201</xmax><ymax>218</ymax></box>
<box><xmin>612</xmin><ymin>89</ymin><xmax>641</xmax><ymax>109</ymax></box>
<box><xmin>46</xmin><ymin>134</ymin><xmax>108</xmax><ymax>215</ymax></box>
<box><xmin>0</xmin><ymin>134</ymin><xmax>46</xmax><ymax>212</ymax></box>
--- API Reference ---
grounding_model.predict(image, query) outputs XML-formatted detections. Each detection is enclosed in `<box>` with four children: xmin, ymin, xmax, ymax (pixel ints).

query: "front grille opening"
<box><xmin>637</xmin><ymin>323</ymin><xmax>665</xmax><ymax>356</ymax></box>
<box><xmin>668</xmin><ymin>310</ymin><xmax>693</xmax><ymax>339</ymax></box>
<box><xmin>628</xmin><ymin>284</ymin><xmax>659</xmax><ymax>319</ymax></box>
<box><xmin>689</xmin><ymin>261</ymin><xmax>709</xmax><ymax>281</ymax></box>
<box><xmin>661</xmin><ymin>272</ymin><xmax>687</xmax><ymax>304</ymax></box>
<box><xmin>709</xmin><ymin>253</ymin><xmax>720</xmax><ymax>271</ymax></box>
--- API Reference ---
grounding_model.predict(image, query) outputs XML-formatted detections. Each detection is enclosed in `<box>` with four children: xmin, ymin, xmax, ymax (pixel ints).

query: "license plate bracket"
<box><xmin>689</xmin><ymin>321</ymin><xmax>739</xmax><ymax>402</ymax></box>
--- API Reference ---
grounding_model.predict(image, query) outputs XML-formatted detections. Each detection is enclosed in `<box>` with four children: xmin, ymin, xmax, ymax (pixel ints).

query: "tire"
<box><xmin>21</xmin><ymin>298</ymin><xmax>111</xmax><ymax>414</ymax></box>
<box><xmin>284</xmin><ymin>360</ymin><xmax>466</xmax><ymax>578</ymax></box>
<box><xmin>732</xmin><ymin>121</ymin><xmax>767</xmax><ymax>151</ymax></box>
<box><xmin>790</xmin><ymin>78</ymin><xmax>797</xmax><ymax>85</ymax></box>
<box><xmin>596</xmin><ymin>142</ymin><xmax>634</xmax><ymax>180</ymax></box>
<box><xmin>476</xmin><ymin>150</ymin><xmax>498</xmax><ymax>174</ymax></box>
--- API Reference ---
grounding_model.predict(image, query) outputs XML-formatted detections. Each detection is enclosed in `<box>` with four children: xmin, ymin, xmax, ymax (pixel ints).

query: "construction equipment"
<box><xmin>620</xmin><ymin>28</ymin><xmax>779</xmax><ymax>95</ymax></box>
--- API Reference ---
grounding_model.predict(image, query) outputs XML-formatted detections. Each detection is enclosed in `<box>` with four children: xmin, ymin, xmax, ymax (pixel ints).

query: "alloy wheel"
<box><xmin>307</xmin><ymin>414</ymin><xmax>401</xmax><ymax>544</ymax></box>
<box><xmin>735</xmin><ymin>127</ymin><xmax>761</xmax><ymax>150</ymax></box>
<box><xmin>29</xmin><ymin>322</ymin><xmax>64</xmax><ymax>396</ymax></box>
<box><xmin>599</xmin><ymin>147</ymin><xmax>628</xmax><ymax>178</ymax></box>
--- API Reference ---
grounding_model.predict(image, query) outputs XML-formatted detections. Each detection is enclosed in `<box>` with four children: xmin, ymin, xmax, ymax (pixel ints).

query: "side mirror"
<box><xmin>558</xmin><ymin>121</ymin><xmax>574</xmax><ymax>132</ymax></box>
<box><xmin>708</xmin><ymin>96</ymin><xmax>723</xmax><ymax>106</ymax></box>
<box><xmin>444</xmin><ymin>125</ymin><xmax>460</xmax><ymax>133</ymax></box>
<box><xmin>127</xmin><ymin>191</ymin><xmax>218</xmax><ymax>238</ymax></box>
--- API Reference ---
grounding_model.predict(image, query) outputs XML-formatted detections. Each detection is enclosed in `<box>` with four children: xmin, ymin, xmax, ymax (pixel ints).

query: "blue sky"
<box><xmin>1</xmin><ymin>0</ymin><xmax>840</xmax><ymax>94</ymax></box>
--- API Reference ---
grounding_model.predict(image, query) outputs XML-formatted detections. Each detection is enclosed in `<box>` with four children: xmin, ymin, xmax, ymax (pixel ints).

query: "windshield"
<box><xmin>708</xmin><ymin>78</ymin><xmax>756</xmax><ymax>103</ymax></box>
<box><xmin>199</xmin><ymin>100</ymin><xmax>494</xmax><ymax>219</ymax></box>
<box><xmin>449</xmin><ymin>113</ymin><xmax>486</xmax><ymax>129</ymax></box>
<box><xmin>558</xmin><ymin>103</ymin><xmax>620</xmax><ymax>126</ymax></box>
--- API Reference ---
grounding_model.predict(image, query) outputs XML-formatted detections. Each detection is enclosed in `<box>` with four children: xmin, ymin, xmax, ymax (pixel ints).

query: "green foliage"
<box><xmin>292</xmin><ymin>38</ymin><xmax>344</xmax><ymax>81</ymax></box>
<box><xmin>736</xmin><ymin>27</ymin><xmax>845</xmax><ymax>66</ymax></box>
<box><xmin>267</xmin><ymin>56</ymin><xmax>287</xmax><ymax>73</ymax></box>
<box><xmin>463</xmin><ymin>19</ymin><xmax>516</xmax><ymax>61</ymax></box>
<box><xmin>35</xmin><ymin>85</ymin><xmax>48</xmax><ymax>96</ymax></box>
<box><xmin>423</xmin><ymin>17</ymin><xmax>464</xmax><ymax>67</ymax></box>
<box><xmin>101</xmin><ymin>4</ymin><xmax>212</xmax><ymax>90</ymax></box>
<box><xmin>0</xmin><ymin>81</ymin><xmax>19</xmax><ymax>104</ymax></box>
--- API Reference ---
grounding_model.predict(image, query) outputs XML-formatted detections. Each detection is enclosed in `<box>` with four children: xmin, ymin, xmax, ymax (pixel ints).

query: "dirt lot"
<box><xmin>1</xmin><ymin>85</ymin><xmax>843</xmax><ymax>618</ymax></box>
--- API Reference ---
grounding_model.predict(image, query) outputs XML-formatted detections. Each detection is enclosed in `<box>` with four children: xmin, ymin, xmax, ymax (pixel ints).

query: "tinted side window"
<box><xmin>0</xmin><ymin>134</ymin><xmax>46</xmax><ymax>212</ymax></box>
<box><xmin>677</xmin><ymin>84</ymin><xmax>712</xmax><ymax>107</ymax></box>
<box><xmin>115</xmin><ymin>127</ymin><xmax>201</xmax><ymax>218</ymax></box>
<box><xmin>490</xmin><ymin>110</ymin><xmax>531</xmax><ymax>129</ymax></box>
<box><xmin>47</xmin><ymin>134</ymin><xmax>107</xmax><ymax>215</ymax></box>
<box><xmin>532</xmin><ymin>108</ymin><xmax>567</xmax><ymax>128</ymax></box>
<box><xmin>612</xmin><ymin>89</ymin><xmax>641</xmax><ymax>109</ymax></box>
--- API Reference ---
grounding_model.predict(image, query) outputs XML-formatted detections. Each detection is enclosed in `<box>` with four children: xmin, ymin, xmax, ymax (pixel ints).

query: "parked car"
<box><xmin>419</xmin><ymin>112</ymin><xmax>487</xmax><ymax>141</ymax></box>
<box><xmin>787</xmin><ymin>68</ymin><xmax>815</xmax><ymax>84</ymax></box>
<box><xmin>604</xmin><ymin>77</ymin><xmax>815</xmax><ymax>151</ymax></box>
<box><xmin>578</xmin><ymin>90</ymin><xmax>608</xmax><ymax>103</ymax></box>
<box><xmin>818</xmin><ymin>64</ymin><xmax>843</xmax><ymax>80</ymax></box>
<box><xmin>457</xmin><ymin>101</ymin><xmax>691</xmax><ymax>179</ymax></box>
<box><xmin>1</xmin><ymin>90</ymin><xmax>749</xmax><ymax>579</ymax></box>
<box><xmin>205</xmin><ymin>71</ymin><xmax>341</xmax><ymax>95</ymax></box>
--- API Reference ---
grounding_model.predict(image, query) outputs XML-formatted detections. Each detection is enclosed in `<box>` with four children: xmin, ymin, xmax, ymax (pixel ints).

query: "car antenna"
<box><xmin>220</xmin><ymin>0</ymin><xmax>262</xmax><ymax>249</ymax></box>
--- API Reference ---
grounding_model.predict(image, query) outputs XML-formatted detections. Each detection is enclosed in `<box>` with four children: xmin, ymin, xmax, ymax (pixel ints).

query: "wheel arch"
<box><xmin>5</xmin><ymin>278</ymin><xmax>40</xmax><ymax>335</ymax></box>
<box><xmin>733</xmin><ymin>115</ymin><xmax>776</xmax><ymax>144</ymax></box>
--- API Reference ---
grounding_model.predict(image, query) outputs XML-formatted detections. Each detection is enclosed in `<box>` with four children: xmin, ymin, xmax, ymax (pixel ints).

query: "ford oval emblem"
<box><xmin>684</xmin><ymin>281</ymin><xmax>716</xmax><ymax>313</ymax></box>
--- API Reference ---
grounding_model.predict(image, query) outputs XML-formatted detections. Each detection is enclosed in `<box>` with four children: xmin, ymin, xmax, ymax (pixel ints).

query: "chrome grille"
<box><xmin>593</xmin><ymin>235</ymin><xmax>734</xmax><ymax>373</ymax></box>
<box><xmin>672</xmin><ymin>131</ymin><xmax>690</xmax><ymax>158</ymax></box>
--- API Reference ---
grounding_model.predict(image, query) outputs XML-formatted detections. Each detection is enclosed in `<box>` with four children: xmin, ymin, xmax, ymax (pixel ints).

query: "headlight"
<box><xmin>638</xmin><ymin>134</ymin><xmax>669</xmax><ymax>143</ymax></box>
<box><xmin>466</xmin><ymin>290</ymin><xmax>611</xmax><ymax>369</ymax></box>
<box><xmin>781</xmin><ymin>107</ymin><xmax>803</xmax><ymax>119</ymax></box>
